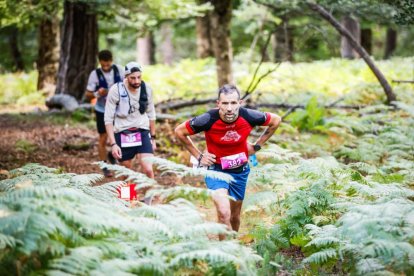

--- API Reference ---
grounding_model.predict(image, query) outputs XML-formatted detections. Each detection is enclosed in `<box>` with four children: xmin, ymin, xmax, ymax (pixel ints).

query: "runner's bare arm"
<box><xmin>174</xmin><ymin>122</ymin><xmax>216</xmax><ymax>166</ymax></box>
<box><xmin>104</xmin><ymin>85</ymin><xmax>122</xmax><ymax>159</ymax></box>
<box><xmin>105</xmin><ymin>123</ymin><xmax>122</xmax><ymax>159</ymax></box>
<box><xmin>85</xmin><ymin>90</ymin><xmax>94</xmax><ymax>101</ymax></box>
<box><xmin>149</xmin><ymin>119</ymin><xmax>156</xmax><ymax>151</ymax></box>
<box><xmin>251</xmin><ymin>113</ymin><xmax>281</xmax><ymax>151</ymax></box>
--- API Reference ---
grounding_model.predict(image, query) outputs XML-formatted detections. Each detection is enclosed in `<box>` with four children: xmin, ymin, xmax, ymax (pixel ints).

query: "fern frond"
<box><xmin>258</xmin><ymin>144</ymin><xmax>302</xmax><ymax>163</ymax></box>
<box><xmin>392</xmin><ymin>101</ymin><xmax>414</xmax><ymax>117</ymax></box>
<box><xmin>243</xmin><ymin>191</ymin><xmax>279</xmax><ymax>213</ymax></box>
<box><xmin>49</xmin><ymin>246</ymin><xmax>103</xmax><ymax>274</ymax></box>
<box><xmin>147</xmin><ymin>185</ymin><xmax>213</xmax><ymax>203</ymax></box>
<box><xmin>95</xmin><ymin>161</ymin><xmax>157</xmax><ymax>187</ymax></box>
<box><xmin>344</xmin><ymin>181</ymin><xmax>414</xmax><ymax>199</ymax></box>
<box><xmin>93</xmin><ymin>257</ymin><xmax>169</xmax><ymax>276</ymax></box>
<box><xmin>346</xmin><ymin>162</ymin><xmax>378</xmax><ymax>174</ymax></box>
<box><xmin>0</xmin><ymin>233</ymin><xmax>17</xmax><ymax>249</ymax></box>
<box><xmin>355</xmin><ymin>258</ymin><xmax>385</xmax><ymax>274</ymax></box>
<box><xmin>68</xmin><ymin>174</ymin><xmax>104</xmax><ymax>187</ymax></box>
<box><xmin>178</xmin><ymin>222</ymin><xmax>229</xmax><ymax>238</ymax></box>
<box><xmin>169</xmin><ymin>249</ymin><xmax>239</xmax><ymax>268</ymax></box>
<box><xmin>9</xmin><ymin>163</ymin><xmax>57</xmax><ymax>176</ymax></box>
<box><xmin>148</xmin><ymin>157</ymin><xmax>234</xmax><ymax>182</ymax></box>
<box><xmin>303</xmin><ymin>248</ymin><xmax>338</xmax><ymax>264</ymax></box>
<box><xmin>297</xmin><ymin>157</ymin><xmax>340</xmax><ymax>180</ymax></box>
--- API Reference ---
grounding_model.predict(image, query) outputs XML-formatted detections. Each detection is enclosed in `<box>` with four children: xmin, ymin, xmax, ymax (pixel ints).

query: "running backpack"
<box><xmin>116</xmin><ymin>81</ymin><xmax>148</xmax><ymax>117</ymax></box>
<box><xmin>95</xmin><ymin>65</ymin><xmax>122</xmax><ymax>90</ymax></box>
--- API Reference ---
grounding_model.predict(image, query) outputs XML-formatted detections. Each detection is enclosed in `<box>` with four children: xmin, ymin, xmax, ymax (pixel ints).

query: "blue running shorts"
<box><xmin>205</xmin><ymin>163</ymin><xmax>250</xmax><ymax>201</ymax></box>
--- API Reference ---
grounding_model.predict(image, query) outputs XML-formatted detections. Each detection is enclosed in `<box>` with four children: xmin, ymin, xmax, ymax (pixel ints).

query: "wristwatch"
<box><xmin>253</xmin><ymin>144</ymin><xmax>262</xmax><ymax>152</ymax></box>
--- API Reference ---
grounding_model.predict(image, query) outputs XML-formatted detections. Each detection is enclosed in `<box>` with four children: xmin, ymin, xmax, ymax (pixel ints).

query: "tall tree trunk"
<box><xmin>272</xmin><ymin>19</ymin><xmax>294</xmax><ymax>62</ymax></box>
<box><xmin>136</xmin><ymin>31</ymin><xmax>156</xmax><ymax>65</ymax></box>
<box><xmin>340</xmin><ymin>15</ymin><xmax>360</xmax><ymax>59</ymax></box>
<box><xmin>360</xmin><ymin>28</ymin><xmax>372</xmax><ymax>55</ymax></box>
<box><xmin>37</xmin><ymin>10</ymin><xmax>60</xmax><ymax>97</ymax></box>
<box><xmin>384</xmin><ymin>28</ymin><xmax>397</xmax><ymax>59</ymax></box>
<box><xmin>196</xmin><ymin>0</ymin><xmax>213</xmax><ymax>58</ymax></box>
<box><xmin>308</xmin><ymin>3</ymin><xmax>396</xmax><ymax>104</ymax></box>
<box><xmin>209</xmin><ymin>0</ymin><xmax>233</xmax><ymax>87</ymax></box>
<box><xmin>8</xmin><ymin>26</ymin><xmax>24</xmax><ymax>72</ymax></box>
<box><xmin>160</xmin><ymin>22</ymin><xmax>174</xmax><ymax>65</ymax></box>
<box><xmin>56</xmin><ymin>1</ymin><xmax>98</xmax><ymax>100</ymax></box>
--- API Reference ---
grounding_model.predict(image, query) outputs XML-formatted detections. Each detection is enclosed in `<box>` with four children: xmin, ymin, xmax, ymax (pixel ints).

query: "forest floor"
<box><xmin>0</xmin><ymin>111</ymin><xmax>220</xmax><ymax>226</ymax></box>
<box><xmin>0</xmin><ymin>111</ymin><xmax>188</xmax><ymax>184</ymax></box>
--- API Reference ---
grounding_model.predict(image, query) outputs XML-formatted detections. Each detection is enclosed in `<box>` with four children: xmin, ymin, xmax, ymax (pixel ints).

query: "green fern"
<box><xmin>0</xmin><ymin>164</ymin><xmax>260</xmax><ymax>275</ymax></box>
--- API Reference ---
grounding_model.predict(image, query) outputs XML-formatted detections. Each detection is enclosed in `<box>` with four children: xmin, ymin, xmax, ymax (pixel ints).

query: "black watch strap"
<box><xmin>253</xmin><ymin>144</ymin><xmax>261</xmax><ymax>152</ymax></box>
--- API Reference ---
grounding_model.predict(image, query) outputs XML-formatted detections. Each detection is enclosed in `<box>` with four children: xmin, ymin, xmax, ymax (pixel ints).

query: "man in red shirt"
<box><xmin>175</xmin><ymin>84</ymin><xmax>281</xmax><ymax>238</ymax></box>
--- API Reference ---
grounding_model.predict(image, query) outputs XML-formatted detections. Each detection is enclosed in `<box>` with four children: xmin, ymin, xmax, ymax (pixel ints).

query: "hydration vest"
<box><xmin>116</xmin><ymin>81</ymin><xmax>148</xmax><ymax>117</ymax></box>
<box><xmin>95</xmin><ymin>65</ymin><xmax>122</xmax><ymax>90</ymax></box>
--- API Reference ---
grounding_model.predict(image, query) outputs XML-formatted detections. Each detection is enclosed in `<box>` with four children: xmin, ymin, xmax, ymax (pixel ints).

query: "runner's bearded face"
<box><xmin>217</xmin><ymin>91</ymin><xmax>241</xmax><ymax>123</ymax></box>
<box><xmin>126</xmin><ymin>71</ymin><xmax>142</xmax><ymax>89</ymax></box>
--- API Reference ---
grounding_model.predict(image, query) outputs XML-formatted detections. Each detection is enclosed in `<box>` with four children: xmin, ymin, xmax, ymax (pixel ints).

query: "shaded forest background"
<box><xmin>0</xmin><ymin>0</ymin><xmax>413</xmax><ymax>104</ymax></box>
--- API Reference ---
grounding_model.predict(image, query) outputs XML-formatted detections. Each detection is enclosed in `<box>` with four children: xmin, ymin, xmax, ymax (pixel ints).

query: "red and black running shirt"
<box><xmin>185</xmin><ymin>107</ymin><xmax>271</xmax><ymax>164</ymax></box>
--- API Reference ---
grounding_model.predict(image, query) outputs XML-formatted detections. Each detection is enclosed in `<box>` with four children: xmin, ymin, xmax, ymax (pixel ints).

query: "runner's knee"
<box><xmin>217</xmin><ymin>209</ymin><xmax>231</xmax><ymax>222</ymax></box>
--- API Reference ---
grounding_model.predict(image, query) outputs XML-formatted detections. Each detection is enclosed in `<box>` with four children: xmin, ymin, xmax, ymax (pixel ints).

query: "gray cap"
<box><xmin>125</xmin><ymin>61</ymin><xmax>142</xmax><ymax>75</ymax></box>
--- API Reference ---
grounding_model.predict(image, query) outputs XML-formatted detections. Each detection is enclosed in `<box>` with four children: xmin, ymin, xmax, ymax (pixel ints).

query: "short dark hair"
<box><xmin>218</xmin><ymin>84</ymin><xmax>240</xmax><ymax>100</ymax></box>
<box><xmin>98</xmin><ymin>50</ymin><xmax>113</xmax><ymax>61</ymax></box>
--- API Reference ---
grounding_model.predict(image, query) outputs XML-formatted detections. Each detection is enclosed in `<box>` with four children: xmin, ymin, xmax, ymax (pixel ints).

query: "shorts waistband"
<box><xmin>208</xmin><ymin>163</ymin><xmax>249</xmax><ymax>174</ymax></box>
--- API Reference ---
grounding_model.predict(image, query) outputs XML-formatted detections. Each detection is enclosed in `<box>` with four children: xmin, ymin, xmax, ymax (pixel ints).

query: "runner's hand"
<box><xmin>112</xmin><ymin>144</ymin><xmax>122</xmax><ymax>160</ymax></box>
<box><xmin>98</xmin><ymin>88</ymin><xmax>108</xmax><ymax>96</ymax></box>
<box><xmin>200</xmin><ymin>151</ymin><xmax>216</xmax><ymax>166</ymax></box>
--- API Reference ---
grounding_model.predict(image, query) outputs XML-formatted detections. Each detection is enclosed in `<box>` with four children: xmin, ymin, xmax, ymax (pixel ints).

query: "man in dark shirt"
<box><xmin>175</xmin><ymin>84</ymin><xmax>281</xmax><ymax>238</ymax></box>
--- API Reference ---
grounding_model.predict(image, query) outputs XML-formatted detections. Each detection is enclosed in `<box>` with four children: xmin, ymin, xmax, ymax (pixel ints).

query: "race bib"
<box><xmin>220</xmin><ymin>152</ymin><xmax>248</xmax><ymax>170</ymax></box>
<box><xmin>120</xmin><ymin>132</ymin><xmax>142</xmax><ymax>147</ymax></box>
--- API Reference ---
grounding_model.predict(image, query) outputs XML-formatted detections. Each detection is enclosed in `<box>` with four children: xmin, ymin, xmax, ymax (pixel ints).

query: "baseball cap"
<box><xmin>125</xmin><ymin>61</ymin><xmax>142</xmax><ymax>75</ymax></box>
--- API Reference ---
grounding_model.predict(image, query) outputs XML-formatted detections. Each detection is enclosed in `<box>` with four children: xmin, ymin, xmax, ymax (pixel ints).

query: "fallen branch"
<box><xmin>392</xmin><ymin>80</ymin><xmax>414</xmax><ymax>84</ymax></box>
<box><xmin>256</xmin><ymin>103</ymin><xmax>366</xmax><ymax>110</ymax></box>
<box><xmin>156</xmin><ymin>98</ymin><xmax>216</xmax><ymax>111</ymax></box>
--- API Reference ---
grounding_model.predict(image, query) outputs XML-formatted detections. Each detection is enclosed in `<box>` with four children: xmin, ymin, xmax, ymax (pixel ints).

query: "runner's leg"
<box><xmin>137</xmin><ymin>153</ymin><xmax>154</xmax><ymax>178</ymax></box>
<box><xmin>212</xmin><ymin>188</ymin><xmax>231</xmax><ymax>240</ymax></box>
<box><xmin>230</xmin><ymin>200</ymin><xmax>243</xmax><ymax>231</ymax></box>
<box><xmin>98</xmin><ymin>133</ymin><xmax>108</xmax><ymax>161</ymax></box>
<box><xmin>120</xmin><ymin>159</ymin><xmax>133</xmax><ymax>169</ymax></box>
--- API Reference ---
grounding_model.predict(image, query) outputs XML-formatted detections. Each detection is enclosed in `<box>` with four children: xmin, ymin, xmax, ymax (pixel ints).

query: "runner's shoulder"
<box><xmin>189</xmin><ymin>109</ymin><xmax>220</xmax><ymax>131</ymax></box>
<box><xmin>239</xmin><ymin>107</ymin><xmax>267</xmax><ymax>126</ymax></box>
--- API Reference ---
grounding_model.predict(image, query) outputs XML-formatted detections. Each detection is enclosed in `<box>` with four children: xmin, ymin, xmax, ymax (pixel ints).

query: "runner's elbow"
<box><xmin>174</xmin><ymin>125</ymin><xmax>187</xmax><ymax>141</ymax></box>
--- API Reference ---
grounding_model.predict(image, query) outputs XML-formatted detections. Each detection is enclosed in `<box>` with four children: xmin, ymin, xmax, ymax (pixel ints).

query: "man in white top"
<box><xmin>104</xmin><ymin>61</ymin><xmax>156</xmax><ymax>178</ymax></box>
<box><xmin>85</xmin><ymin>50</ymin><xmax>124</xmax><ymax>177</ymax></box>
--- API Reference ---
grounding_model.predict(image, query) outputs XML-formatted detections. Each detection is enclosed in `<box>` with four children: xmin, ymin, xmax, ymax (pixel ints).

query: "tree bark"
<box><xmin>272</xmin><ymin>19</ymin><xmax>294</xmax><ymax>62</ymax></box>
<box><xmin>136</xmin><ymin>31</ymin><xmax>156</xmax><ymax>65</ymax></box>
<box><xmin>37</xmin><ymin>9</ymin><xmax>60</xmax><ymax>97</ymax></box>
<box><xmin>384</xmin><ymin>28</ymin><xmax>397</xmax><ymax>59</ymax></box>
<box><xmin>55</xmin><ymin>1</ymin><xmax>98</xmax><ymax>100</ymax></box>
<box><xmin>307</xmin><ymin>2</ymin><xmax>396</xmax><ymax>104</ymax></box>
<box><xmin>196</xmin><ymin>0</ymin><xmax>213</xmax><ymax>58</ymax></box>
<box><xmin>360</xmin><ymin>28</ymin><xmax>372</xmax><ymax>55</ymax></box>
<box><xmin>209</xmin><ymin>0</ymin><xmax>233</xmax><ymax>87</ymax></box>
<box><xmin>8</xmin><ymin>26</ymin><xmax>24</xmax><ymax>72</ymax></box>
<box><xmin>160</xmin><ymin>22</ymin><xmax>174</xmax><ymax>65</ymax></box>
<box><xmin>340</xmin><ymin>15</ymin><xmax>360</xmax><ymax>59</ymax></box>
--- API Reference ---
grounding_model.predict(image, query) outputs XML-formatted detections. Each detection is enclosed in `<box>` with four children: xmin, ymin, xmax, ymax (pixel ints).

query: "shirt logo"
<box><xmin>221</xmin><ymin>130</ymin><xmax>241</xmax><ymax>142</ymax></box>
